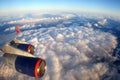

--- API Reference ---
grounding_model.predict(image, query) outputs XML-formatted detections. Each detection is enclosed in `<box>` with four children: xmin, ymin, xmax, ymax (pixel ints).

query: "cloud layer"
<box><xmin>0</xmin><ymin>12</ymin><xmax>119</xmax><ymax>80</ymax></box>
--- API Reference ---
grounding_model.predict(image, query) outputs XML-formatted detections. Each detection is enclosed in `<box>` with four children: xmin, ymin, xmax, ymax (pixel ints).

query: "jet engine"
<box><xmin>3</xmin><ymin>53</ymin><xmax>46</xmax><ymax>78</ymax></box>
<box><xmin>10</xmin><ymin>41</ymin><xmax>35</xmax><ymax>55</ymax></box>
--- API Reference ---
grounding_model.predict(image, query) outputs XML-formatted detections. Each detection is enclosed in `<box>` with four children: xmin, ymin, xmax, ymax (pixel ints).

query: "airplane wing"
<box><xmin>0</xmin><ymin>26</ymin><xmax>46</xmax><ymax>78</ymax></box>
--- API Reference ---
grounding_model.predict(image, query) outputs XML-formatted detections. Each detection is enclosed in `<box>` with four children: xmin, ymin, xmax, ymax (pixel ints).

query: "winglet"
<box><xmin>15</xmin><ymin>25</ymin><xmax>21</xmax><ymax>35</ymax></box>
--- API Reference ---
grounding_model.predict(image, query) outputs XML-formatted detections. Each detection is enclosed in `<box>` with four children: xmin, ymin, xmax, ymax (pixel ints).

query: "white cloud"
<box><xmin>1</xmin><ymin>26</ymin><xmax>116</xmax><ymax>80</ymax></box>
<box><xmin>94</xmin><ymin>23</ymin><xmax>99</xmax><ymax>27</ymax></box>
<box><xmin>7</xmin><ymin>17</ymin><xmax>63</xmax><ymax>24</ymax></box>
<box><xmin>86</xmin><ymin>22</ymin><xmax>92</xmax><ymax>27</ymax></box>
<box><xmin>98</xmin><ymin>19</ymin><xmax>107</xmax><ymax>25</ymax></box>
<box><xmin>4</xmin><ymin>26</ymin><xmax>15</xmax><ymax>31</ymax></box>
<box><xmin>62</xmin><ymin>14</ymin><xmax>76</xmax><ymax>19</ymax></box>
<box><xmin>0</xmin><ymin>13</ymin><xmax>119</xmax><ymax>80</ymax></box>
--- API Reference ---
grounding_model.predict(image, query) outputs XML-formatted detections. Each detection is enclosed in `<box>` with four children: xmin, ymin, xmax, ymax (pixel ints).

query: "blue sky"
<box><xmin>0</xmin><ymin>0</ymin><xmax>120</xmax><ymax>15</ymax></box>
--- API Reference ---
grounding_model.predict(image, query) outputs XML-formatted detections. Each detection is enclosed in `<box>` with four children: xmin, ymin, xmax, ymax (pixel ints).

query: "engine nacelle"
<box><xmin>10</xmin><ymin>41</ymin><xmax>35</xmax><ymax>55</ymax></box>
<box><xmin>3</xmin><ymin>53</ymin><xmax>46</xmax><ymax>78</ymax></box>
